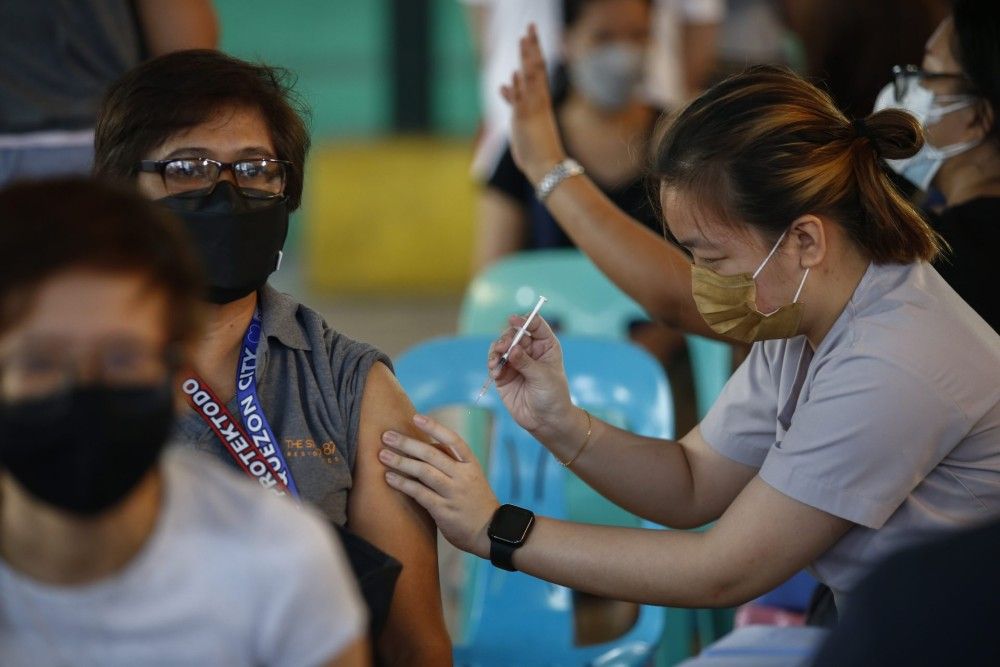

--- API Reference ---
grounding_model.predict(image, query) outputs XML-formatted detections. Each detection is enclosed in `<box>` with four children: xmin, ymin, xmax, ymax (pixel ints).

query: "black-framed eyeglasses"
<box><xmin>137</xmin><ymin>157</ymin><xmax>291</xmax><ymax>199</ymax></box>
<box><xmin>890</xmin><ymin>64</ymin><xmax>970</xmax><ymax>103</ymax></box>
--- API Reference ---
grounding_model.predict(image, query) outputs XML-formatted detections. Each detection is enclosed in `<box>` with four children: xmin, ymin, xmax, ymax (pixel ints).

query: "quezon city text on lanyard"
<box><xmin>181</xmin><ymin>312</ymin><xmax>300</xmax><ymax>499</ymax></box>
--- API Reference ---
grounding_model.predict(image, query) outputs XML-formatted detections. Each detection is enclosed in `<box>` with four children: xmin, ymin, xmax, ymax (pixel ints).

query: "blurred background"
<box><xmin>216</xmin><ymin>0</ymin><xmax>481</xmax><ymax>356</ymax></box>
<box><xmin>213</xmin><ymin>0</ymin><xmax>949</xmax><ymax>357</ymax></box>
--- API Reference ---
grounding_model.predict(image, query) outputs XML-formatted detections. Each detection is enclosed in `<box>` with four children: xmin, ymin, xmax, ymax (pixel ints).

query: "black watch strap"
<box><xmin>490</xmin><ymin>538</ymin><xmax>519</xmax><ymax>572</ymax></box>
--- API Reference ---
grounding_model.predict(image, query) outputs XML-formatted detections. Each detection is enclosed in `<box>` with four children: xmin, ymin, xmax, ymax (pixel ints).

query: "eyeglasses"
<box><xmin>137</xmin><ymin>157</ymin><xmax>291</xmax><ymax>199</ymax></box>
<box><xmin>0</xmin><ymin>340</ymin><xmax>178</xmax><ymax>402</ymax></box>
<box><xmin>890</xmin><ymin>64</ymin><xmax>971</xmax><ymax>103</ymax></box>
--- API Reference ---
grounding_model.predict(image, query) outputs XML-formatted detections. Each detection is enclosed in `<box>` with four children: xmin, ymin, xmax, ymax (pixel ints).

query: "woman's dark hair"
<box><xmin>788</xmin><ymin>0</ymin><xmax>943</xmax><ymax>117</ymax></box>
<box><xmin>93</xmin><ymin>49</ymin><xmax>311</xmax><ymax>211</ymax></box>
<box><xmin>654</xmin><ymin>65</ymin><xmax>943</xmax><ymax>264</ymax></box>
<box><xmin>951</xmin><ymin>0</ymin><xmax>1000</xmax><ymax>147</ymax></box>
<box><xmin>0</xmin><ymin>177</ymin><xmax>204</xmax><ymax>344</ymax></box>
<box><xmin>562</xmin><ymin>0</ymin><xmax>652</xmax><ymax>29</ymax></box>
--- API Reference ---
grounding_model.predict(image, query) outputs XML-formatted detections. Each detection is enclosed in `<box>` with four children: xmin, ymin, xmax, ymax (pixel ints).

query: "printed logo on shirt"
<box><xmin>285</xmin><ymin>438</ymin><xmax>339</xmax><ymax>466</ymax></box>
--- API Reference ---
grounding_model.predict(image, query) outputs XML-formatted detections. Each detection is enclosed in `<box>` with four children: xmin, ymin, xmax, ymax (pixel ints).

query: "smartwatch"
<box><xmin>487</xmin><ymin>504</ymin><xmax>535</xmax><ymax>571</ymax></box>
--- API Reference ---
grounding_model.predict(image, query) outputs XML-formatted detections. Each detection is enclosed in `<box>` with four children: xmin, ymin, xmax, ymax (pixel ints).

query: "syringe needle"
<box><xmin>474</xmin><ymin>295</ymin><xmax>546</xmax><ymax>404</ymax></box>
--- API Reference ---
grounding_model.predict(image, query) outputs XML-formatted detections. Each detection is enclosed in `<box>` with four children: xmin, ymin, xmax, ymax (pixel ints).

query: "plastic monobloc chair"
<box><xmin>458</xmin><ymin>250</ymin><xmax>737</xmax><ymax>663</ymax></box>
<box><xmin>396</xmin><ymin>335</ymin><xmax>671</xmax><ymax>666</ymax></box>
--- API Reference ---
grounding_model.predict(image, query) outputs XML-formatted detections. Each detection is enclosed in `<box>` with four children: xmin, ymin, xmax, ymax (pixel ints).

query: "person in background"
<box><xmin>463</xmin><ymin>0</ymin><xmax>723</xmax><ymax>179</ymax></box>
<box><xmin>874</xmin><ymin>0</ymin><xmax>1000</xmax><ymax>331</ymax></box>
<box><xmin>780</xmin><ymin>0</ymin><xmax>948</xmax><ymax>118</ymax></box>
<box><xmin>477</xmin><ymin>0</ymin><xmax>661</xmax><ymax>270</ymax></box>
<box><xmin>478</xmin><ymin>0</ymin><xmax>695</xmax><ymax>378</ymax></box>
<box><xmin>93</xmin><ymin>51</ymin><xmax>452</xmax><ymax>665</ymax></box>
<box><xmin>0</xmin><ymin>0</ymin><xmax>218</xmax><ymax>186</ymax></box>
<box><xmin>0</xmin><ymin>178</ymin><xmax>367</xmax><ymax>667</ymax></box>
<box><xmin>378</xmin><ymin>29</ymin><xmax>1000</xmax><ymax>619</ymax></box>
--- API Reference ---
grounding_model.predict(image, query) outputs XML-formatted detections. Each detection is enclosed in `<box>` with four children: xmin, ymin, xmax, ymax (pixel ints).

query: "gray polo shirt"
<box><xmin>701</xmin><ymin>261</ymin><xmax>1000</xmax><ymax>602</ymax></box>
<box><xmin>173</xmin><ymin>285</ymin><xmax>391</xmax><ymax>526</ymax></box>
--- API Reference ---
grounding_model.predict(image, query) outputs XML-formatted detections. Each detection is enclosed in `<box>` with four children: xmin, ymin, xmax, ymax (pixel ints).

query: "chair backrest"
<box><xmin>459</xmin><ymin>249</ymin><xmax>732</xmax><ymax>419</ymax></box>
<box><xmin>395</xmin><ymin>335</ymin><xmax>671</xmax><ymax>666</ymax></box>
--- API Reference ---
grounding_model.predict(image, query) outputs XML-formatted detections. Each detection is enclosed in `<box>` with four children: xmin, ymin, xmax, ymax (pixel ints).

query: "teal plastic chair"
<box><xmin>459</xmin><ymin>249</ymin><xmax>732</xmax><ymax>420</ymax></box>
<box><xmin>396</xmin><ymin>335</ymin><xmax>671</xmax><ymax>666</ymax></box>
<box><xmin>459</xmin><ymin>249</ymin><xmax>736</xmax><ymax>664</ymax></box>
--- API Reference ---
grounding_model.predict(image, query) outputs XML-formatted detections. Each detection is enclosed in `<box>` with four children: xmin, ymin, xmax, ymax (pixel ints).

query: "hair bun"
<box><xmin>863</xmin><ymin>109</ymin><xmax>924</xmax><ymax>160</ymax></box>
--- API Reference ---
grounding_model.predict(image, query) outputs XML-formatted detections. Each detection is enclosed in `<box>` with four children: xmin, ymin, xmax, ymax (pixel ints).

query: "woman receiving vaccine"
<box><xmin>377</xmin><ymin>27</ymin><xmax>1000</xmax><ymax>614</ymax></box>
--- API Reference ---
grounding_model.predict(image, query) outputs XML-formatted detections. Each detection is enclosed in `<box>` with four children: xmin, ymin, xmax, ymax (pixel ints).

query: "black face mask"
<box><xmin>160</xmin><ymin>182</ymin><xmax>289</xmax><ymax>304</ymax></box>
<box><xmin>0</xmin><ymin>384</ymin><xmax>174</xmax><ymax>516</ymax></box>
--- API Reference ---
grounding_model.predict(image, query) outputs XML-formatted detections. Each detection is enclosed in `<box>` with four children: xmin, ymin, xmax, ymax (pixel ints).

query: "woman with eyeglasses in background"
<box><xmin>873</xmin><ymin>0</ymin><xmax>999</xmax><ymax>331</ymax></box>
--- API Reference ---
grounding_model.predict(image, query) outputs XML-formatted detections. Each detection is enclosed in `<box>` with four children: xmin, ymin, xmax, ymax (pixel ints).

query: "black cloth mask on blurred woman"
<box><xmin>0</xmin><ymin>383</ymin><xmax>174</xmax><ymax>516</ymax></box>
<box><xmin>160</xmin><ymin>181</ymin><xmax>289</xmax><ymax>304</ymax></box>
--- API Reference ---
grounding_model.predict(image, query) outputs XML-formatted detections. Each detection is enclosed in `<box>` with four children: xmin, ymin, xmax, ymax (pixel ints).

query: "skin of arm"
<box><xmin>381</xmin><ymin>414</ymin><xmax>852</xmax><ymax>609</ymax></box>
<box><xmin>135</xmin><ymin>0</ymin><xmax>220</xmax><ymax>55</ymax></box>
<box><xmin>501</xmin><ymin>26</ymin><xmax>720</xmax><ymax>338</ymax></box>
<box><xmin>349</xmin><ymin>363</ymin><xmax>453</xmax><ymax>666</ymax></box>
<box><xmin>475</xmin><ymin>188</ymin><xmax>529</xmax><ymax>272</ymax></box>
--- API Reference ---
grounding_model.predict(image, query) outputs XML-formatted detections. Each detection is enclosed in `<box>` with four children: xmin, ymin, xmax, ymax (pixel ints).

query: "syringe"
<box><xmin>475</xmin><ymin>295</ymin><xmax>547</xmax><ymax>403</ymax></box>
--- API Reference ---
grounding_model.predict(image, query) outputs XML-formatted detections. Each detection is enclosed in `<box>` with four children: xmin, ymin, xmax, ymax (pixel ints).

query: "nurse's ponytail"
<box><xmin>653</xmin><ymin>66</ymin><xmax>943</xmax><ymax>263</ymax></box>
<box><xmin>849</xmin><ymin>108</ymin><xmax>943</xmax><ymax>262</ymax></box>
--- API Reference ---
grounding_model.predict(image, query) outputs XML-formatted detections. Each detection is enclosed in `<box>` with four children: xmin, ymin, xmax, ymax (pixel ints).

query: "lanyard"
<box><xmin>182</xmin><ymin>312</ymin><xmax>300</xmax><ymax>499</ymax></box>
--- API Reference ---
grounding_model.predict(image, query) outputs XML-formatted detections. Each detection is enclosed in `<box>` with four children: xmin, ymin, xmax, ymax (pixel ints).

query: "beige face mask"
<box><xmin>691</xmin><ymin>230</ymin><xmax>810</xmax><ymax>343</ymax></box>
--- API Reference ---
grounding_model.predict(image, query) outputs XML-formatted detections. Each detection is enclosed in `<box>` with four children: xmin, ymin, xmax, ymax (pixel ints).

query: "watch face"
<box><xmin>488</xmin><ymin>504</ymin><xmax>535</xmax><ymax>544</ymax></box>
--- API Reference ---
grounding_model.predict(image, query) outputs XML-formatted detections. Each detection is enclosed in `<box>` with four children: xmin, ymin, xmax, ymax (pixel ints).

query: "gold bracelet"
<box><xmin>559</xmin><ymin>409</ymin><xmax>593</xmax><ymax>468</ymax></box>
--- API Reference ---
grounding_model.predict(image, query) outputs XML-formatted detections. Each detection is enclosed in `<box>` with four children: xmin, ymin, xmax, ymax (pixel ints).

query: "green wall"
<box><xmin>214</xmin><ymin>0</ymin><xmax>479</xmax><ymax>139</ymax></box>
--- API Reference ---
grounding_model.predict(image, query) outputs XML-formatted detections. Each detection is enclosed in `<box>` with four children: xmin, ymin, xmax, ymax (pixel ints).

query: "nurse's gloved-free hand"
<box><xmin>381</xmin><ymin>415</ymin><xmax>498</xmax><ymax>559</ymax></box>
<box><xmin>489</xmin><ymin>314</ymin><xmax>577</xmax><ymax>443</ymax></box>
<box><xmin>500</xmin><ymin>24</ymin><xmax>568</xmax><ymax>185</ymax></box>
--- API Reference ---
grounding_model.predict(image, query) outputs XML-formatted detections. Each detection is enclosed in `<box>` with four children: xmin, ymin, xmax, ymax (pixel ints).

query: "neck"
<box><xmin>0</xmin><ymin>470</ymin><xmax>163</xmax><ymax>586</ymax></box>
<box><xmin>189</xmin><ymin>292</ymin><xmax>258</xmax><ymax>395</ymax></box>
<box><xmin>563</xmin><ymin>91</ymin><xmax>646</xmax><ymax>125</ymax></box>
<box><xmin>801</xmin><ymin>245</ymin><xmax>870</xmax><ymax>350</ymax></box>
<box><xmin>934</xmin><ymin>143</ymin><xmax>1000</xmax><ymax>207</ymax></box>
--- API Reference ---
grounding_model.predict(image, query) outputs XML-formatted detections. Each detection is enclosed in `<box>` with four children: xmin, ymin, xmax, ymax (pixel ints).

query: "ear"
<box><xmin>789</xmin><ymin>214</ymin><xmax>826</xmax><ymax>269</ymax></box>
<box><xmin>966</xmin><ymin>99</ymin><xmax>994</xmax><ymax>142</ymax></box>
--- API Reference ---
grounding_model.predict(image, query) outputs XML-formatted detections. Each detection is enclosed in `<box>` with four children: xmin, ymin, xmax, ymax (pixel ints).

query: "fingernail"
<box><xmin>379</xmin><ymin>449</ymin><xmax>394</xmax><ymax>464</ymax></box>
<box><xmin>413</xmin><ymin>414</ymin><xmax>428</xmax><ymax>425</ymax></box>
<box><xmin>385</xmin><ymin>472</ymin><xmax>399</xmax><ymax>484</ymax></box>
<box><xmin>382</xmin><ymin>431</ymin><xmax>399</xmax><ymax>445</ymax></box>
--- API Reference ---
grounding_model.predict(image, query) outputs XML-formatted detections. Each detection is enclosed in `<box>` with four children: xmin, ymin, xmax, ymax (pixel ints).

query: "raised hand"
<box><xmin>500</xmin><ymin>24</ymin><xmax>568</xmax><ymax>185</ymax></box>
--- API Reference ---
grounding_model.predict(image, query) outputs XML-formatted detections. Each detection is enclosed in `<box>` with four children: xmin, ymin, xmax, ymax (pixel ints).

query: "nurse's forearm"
<box><xmin>524</xmin><ymin>165</ymin><xmax>719</xmax><ymax>339</ymax></box>
<box><xmin>534</xmin><ymin>409</ymin><xmax>714</xmax><ymax>528</ymax></box>
<box><xmin>506</xmin><ymin>518</ymin><xmax>745</xmax><ymax>607</ymax></box>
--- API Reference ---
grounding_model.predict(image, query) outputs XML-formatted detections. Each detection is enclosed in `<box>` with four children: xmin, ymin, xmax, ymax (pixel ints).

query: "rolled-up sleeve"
<box><xmin>759</xmin><ymin>355</ymin><xmax>964</xmax><ymax>529</ymax></box>
<box><xmin>700</xmin><ymin>343</ymin><xmax>780</xmax><ymax>469</ymax></box>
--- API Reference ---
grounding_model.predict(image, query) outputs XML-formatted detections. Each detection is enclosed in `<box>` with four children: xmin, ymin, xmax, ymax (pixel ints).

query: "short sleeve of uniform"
<box><xmin>759</xmin><ymin>355</ymin><xmax>965</xmax><ymax>529</ymax></box>
<box><xmin>700</xmin><ymin>343</ymin><xmax>781</xmax><ymax>468</ymax></box>
<box><xmin>256</xmin><ymin>508</ymin><xmax>367</xmax><ymax>667</ymax></box>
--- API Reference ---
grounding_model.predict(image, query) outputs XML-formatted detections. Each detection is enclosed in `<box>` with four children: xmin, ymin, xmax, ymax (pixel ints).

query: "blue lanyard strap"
<box><xmin>234</xmin><ymin>312</ymin><xmax>300</xmax><ymax>498</ymax></box>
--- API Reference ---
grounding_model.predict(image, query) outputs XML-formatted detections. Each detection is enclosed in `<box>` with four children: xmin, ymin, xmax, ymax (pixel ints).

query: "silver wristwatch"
<box><xmin>535</xmin><ymin>159</ymin><xmax>585</xmax><ymax>202</ymax></box>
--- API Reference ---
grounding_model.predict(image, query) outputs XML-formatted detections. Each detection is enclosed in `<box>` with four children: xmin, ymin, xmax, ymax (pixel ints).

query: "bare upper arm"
<box><xmin>135</xmin><ymin>0</ymin><xmax>219</xmax><ymax>55</ymax></box>
<box><xmin>698</xmin><ymin>476</ymin><xmax>853</xmax><ymax>606</ymax></box>
<box><xmin>677</xmin><ymin>425</ymin><xmax>758</xmax><ymax>525</ymax></box>
<box><xmin>475</xmin><ymin>188</ymin><xmax>528</xmax><ymax>272</ymax></box>
<box><xmin>348</xmin><ymin>362</ymin><xmax>451</xmax><ymax>663</ymax></box>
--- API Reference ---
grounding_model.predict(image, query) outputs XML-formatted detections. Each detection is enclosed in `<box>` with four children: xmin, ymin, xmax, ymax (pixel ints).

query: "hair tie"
<box><xmin>853</xmin><ymin>118</ymin><xmax>878</xmax><ymax>154</ymax></box>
